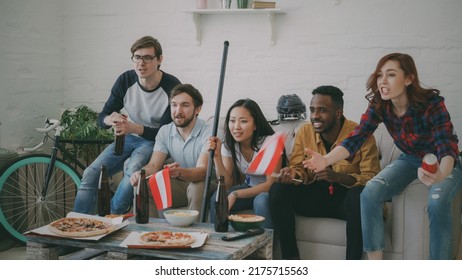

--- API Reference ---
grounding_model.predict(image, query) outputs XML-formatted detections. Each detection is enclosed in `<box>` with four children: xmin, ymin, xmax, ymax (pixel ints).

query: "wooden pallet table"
<box><xmin>25</xmin><ymin>218</ymin><xmax>273</xmax><ymax>260</ymax></box>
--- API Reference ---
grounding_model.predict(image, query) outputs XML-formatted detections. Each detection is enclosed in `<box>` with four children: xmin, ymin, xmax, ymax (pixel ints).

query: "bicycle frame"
<box><xmin>29</xmin><ymin>119</ymin><xmax>62</xmax><ymax>198</ymax></box>
<box><xmin>57</xmin><ymin>139</ymin><xmax>113</xmax><ymax>171</ymax></box>
<box><xmin>33</xmin><ymin>119</ymin><xmax>112</xmax><ymax>198</ymax></box>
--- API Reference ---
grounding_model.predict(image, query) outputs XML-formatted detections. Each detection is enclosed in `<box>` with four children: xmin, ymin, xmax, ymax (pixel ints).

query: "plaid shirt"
<box><xmin>341</xmin><ymin>95</ymin><xmax>459</xmax><ymax>162</ymax></box>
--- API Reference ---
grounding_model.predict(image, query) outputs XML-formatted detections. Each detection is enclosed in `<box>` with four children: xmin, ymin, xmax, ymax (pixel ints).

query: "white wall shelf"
<box><xmin>185</xmin><ymin>9</ymin><xmax>285</xmax><ymax>46</ymax></box>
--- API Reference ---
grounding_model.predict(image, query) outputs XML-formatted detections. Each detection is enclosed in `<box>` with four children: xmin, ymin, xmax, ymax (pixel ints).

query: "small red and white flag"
<box><xmin>148</xmin><ymin>167</ymin><xmax>172</xmax><ymax>210</ymax></box>
<box><xmin>247</xmin><ymin>132</ymin><xmax>285</xmax><ymax>175</ymax></box>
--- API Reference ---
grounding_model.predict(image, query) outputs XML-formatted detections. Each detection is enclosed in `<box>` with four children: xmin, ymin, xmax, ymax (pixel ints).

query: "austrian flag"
<box><xmin>247</xmin><ymin>132</ymin><xmax>285</xmax><ymax>175</ymax></box>
<box><xmin>148</xmin><ymin>167</ymin><xmax>172</xmax><ymax>210</ymax></box>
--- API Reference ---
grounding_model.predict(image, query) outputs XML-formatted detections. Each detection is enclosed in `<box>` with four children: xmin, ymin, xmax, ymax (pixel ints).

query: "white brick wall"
<box><xmin>1</xmin><ymin>0</ymin><xmax>462</xmax><ymax>151</ymax></box>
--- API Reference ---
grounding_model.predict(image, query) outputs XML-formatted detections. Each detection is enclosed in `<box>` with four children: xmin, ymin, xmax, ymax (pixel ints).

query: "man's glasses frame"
<box><xmin>131</xmin><ymin>55</ymin><xmax>157</xmax><ymax>64</ymax></box>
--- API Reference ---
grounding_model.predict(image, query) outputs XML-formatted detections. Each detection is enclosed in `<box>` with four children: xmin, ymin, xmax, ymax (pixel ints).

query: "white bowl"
<box><xmin>163</xmin><ymin>210</ymin><xmax>199</xmax><ymax>227</ymax></box>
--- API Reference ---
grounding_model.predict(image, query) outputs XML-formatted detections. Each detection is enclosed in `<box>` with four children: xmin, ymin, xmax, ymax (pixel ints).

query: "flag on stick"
<box><xmin>148</xmin><ymin>167</ymin><xmax>172</xmax><ymax>210</ymax></box>
<box><xmin>247</xmin><ymin>132</ymin><xmax>285</xmax><ymax>175</ymax></box>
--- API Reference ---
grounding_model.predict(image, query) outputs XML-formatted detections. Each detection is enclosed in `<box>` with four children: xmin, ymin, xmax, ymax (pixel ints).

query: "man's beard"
<box><xmin>174</xmin><ymin>114</ymin><xmax>195</xmax><ymax>128</ymax></box>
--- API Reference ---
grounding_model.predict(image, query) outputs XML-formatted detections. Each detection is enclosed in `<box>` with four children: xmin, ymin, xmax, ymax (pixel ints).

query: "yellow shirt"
<box><xmin>290</xmin><ymin>118</ymin><xmax>380</xmax><ymax>187</ymax></box>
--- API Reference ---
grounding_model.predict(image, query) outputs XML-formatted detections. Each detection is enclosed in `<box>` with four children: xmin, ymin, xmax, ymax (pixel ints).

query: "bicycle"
<box><xmin>0</xmin><ymin>118</ymin><xmax>111</xmax><ymax>243</ymax></box>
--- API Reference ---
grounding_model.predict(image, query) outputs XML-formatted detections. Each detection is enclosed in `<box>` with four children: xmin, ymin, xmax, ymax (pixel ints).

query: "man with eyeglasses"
<box><xmin>74</xmin><ymin>36</ymin><xmax>181</xmax><ymax>215</ymax></box>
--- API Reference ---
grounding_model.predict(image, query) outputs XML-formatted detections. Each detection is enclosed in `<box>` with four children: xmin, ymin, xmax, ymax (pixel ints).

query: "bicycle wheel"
<box><xmin>0</xmin><ymin>154</ymin><xmax>81</xmax><ymax>243</ymax></box>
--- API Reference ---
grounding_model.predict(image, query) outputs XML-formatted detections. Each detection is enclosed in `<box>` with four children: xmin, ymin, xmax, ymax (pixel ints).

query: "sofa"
<box><xmin>271</xmin><ymin>120</ymin><xmax>462</xmax><ymax>260</ymax></box>
<box><xmin>124</xmin><ymin>116</ymin><xmax>461</xmax><ymax>259</ymax></box>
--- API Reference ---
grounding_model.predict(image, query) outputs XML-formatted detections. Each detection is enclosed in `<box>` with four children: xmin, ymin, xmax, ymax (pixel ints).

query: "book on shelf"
<box><xmin>251</xmin><ymin>1</ymin><xmax>276</xmax><ymax>9</ymax></box>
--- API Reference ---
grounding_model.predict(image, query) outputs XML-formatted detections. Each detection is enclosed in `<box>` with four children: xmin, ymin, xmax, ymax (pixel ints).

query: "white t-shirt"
<box><xmin>221</xmin><ymin>136</ymin><xmax>269</xmax><ymax>186</ymax></box>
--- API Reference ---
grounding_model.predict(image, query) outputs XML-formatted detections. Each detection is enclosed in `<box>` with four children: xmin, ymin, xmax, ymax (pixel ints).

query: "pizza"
<box><xmin>48</xmin><ymin>217</ymin><xmax>115</xmax><ymax>237</ymax></box>
<box><xmin>105</xmin><ymin>214</ymin><xmax>123</xmax><ymax>219</ymax></box>
<box><xmin>105</xmin><ymin>213</ymin><xmax>134</xmax><ymax>219</ymax></box>
<box><xmin>139</xmin><ymin>231</ymin><xmax>195</xmax><ymax>247</ymax></box>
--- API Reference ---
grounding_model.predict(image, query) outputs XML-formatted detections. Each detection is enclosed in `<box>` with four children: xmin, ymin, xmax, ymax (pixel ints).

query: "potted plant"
<box><xmin>60</xmin><ymin>105</ymin><xmax>113</xmax><ymax>166</ymax></box>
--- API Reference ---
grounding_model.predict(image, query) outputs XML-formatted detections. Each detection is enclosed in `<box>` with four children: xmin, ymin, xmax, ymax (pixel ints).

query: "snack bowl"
<box><xmin>228</xmin><ymin>214</ymin><xmax>265</xmax><ymax>232</ymax></box>
<box><xmin>163</xmin><ymin>209</ymin><xmax>199</xmax><ymax>227</ymax></box>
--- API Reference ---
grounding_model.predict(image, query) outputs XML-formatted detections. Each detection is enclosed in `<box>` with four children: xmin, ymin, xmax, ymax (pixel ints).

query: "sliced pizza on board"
<box><xmin>121</xmin><ymin>231</ymin><xmax>208</xmax><ymax>249</ymax></box>
<box><xmin>26</xmin><ymin>212</ymin><xmax>129</xmax><ymax>240</ymax></box>
<box><xmin>48</xmin><ymin>217</ymin><xmax>115</xmax><ymax>238</ymax></box>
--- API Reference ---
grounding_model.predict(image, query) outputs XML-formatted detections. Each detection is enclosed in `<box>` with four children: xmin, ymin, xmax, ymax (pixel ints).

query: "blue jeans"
<box><xmin>360</xmin><ymin>153</ymin><xmax>462</xmax><ymax>259</ymax></box>
<box><xmin>73</xmin><ymin>135</ymin><xmax>154</xmax><ymax>214</ymax></box>
<box><xmin>209</xmin><ymin>183</ymin><xmax>273</xmax><ymax>229</ymax></box>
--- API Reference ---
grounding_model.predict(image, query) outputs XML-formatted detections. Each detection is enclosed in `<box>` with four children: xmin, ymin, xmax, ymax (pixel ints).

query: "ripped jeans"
<box><xmin>360</xmin><ymin>153</ymin><xmax>462</xmax><ymax>259</ymax></box>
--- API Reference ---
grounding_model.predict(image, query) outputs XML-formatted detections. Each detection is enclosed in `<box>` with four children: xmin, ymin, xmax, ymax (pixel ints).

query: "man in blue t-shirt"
<box><xmin>74</xmin><ymin>36</ymin><xmax>181</xmax><ymax>214</ymax></box>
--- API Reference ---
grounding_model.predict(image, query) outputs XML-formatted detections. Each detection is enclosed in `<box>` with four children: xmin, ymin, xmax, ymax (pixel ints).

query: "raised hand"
<box><xmin>303</xmin><ymin>148</ymin><xmax>328</xmax><ymax>172</ymax></box>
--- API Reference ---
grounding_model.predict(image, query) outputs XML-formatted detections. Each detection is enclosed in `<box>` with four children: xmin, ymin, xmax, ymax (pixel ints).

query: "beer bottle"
<box><xmin>113</xmin><ymin>134</ymin><xmax>125</xmax><ymax>156</ymax></box>
<box><xmin>113</xmin><ymin>114</ymin><xmax>126</xmax><ymax>156</ymax></box>
<box><xmin>136</xmin><ymin>169</ymin><xmax>149</xmax><ymax>224</ymax></box>
<box><xmin>214</xmin><ymin>176</ymin><xmax>229</xmax><ymax>232</ymax></box>
<box><xmin>97</xmin><ymin>165</ymin><xmax>111</xmax><ymax>216</ymax></box>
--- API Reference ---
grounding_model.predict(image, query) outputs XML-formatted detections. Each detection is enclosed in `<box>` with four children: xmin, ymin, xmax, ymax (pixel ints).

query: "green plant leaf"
<box><xmin>60</xmin><ymin>105</ymin><xmax>113</xmax><ymax>164</ymax></box>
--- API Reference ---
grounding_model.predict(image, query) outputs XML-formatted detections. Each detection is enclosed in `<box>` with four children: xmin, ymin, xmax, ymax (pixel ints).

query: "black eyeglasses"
<box><xmin>131</xmin><ymin>55</ymin><xmax>156</xmax><ymax>64</ymax></box>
